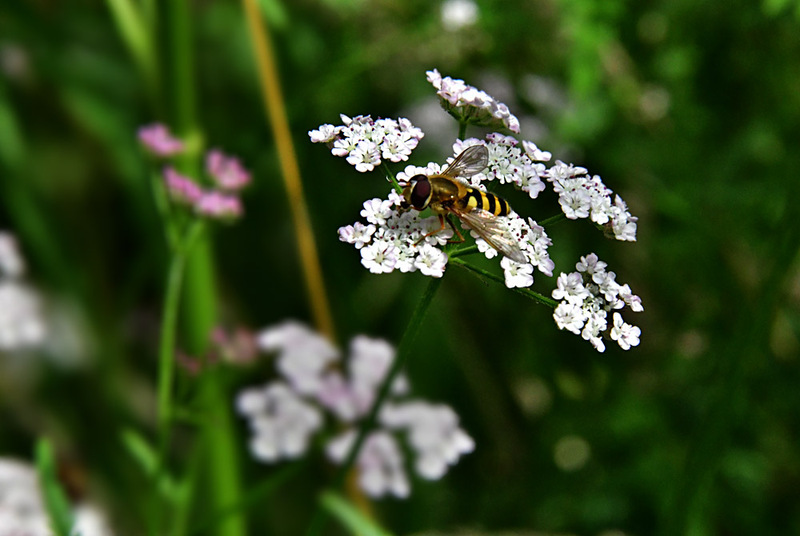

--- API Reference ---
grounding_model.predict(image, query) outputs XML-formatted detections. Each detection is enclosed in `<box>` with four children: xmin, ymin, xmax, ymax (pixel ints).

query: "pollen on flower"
<box><xmin>551</xmin><ymin>253</ymin><xmax>643</xmax><ymax>352</ymax></box>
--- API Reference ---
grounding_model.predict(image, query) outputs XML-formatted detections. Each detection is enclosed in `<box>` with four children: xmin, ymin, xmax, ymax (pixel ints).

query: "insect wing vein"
<box><xmin>442</xmin><ymin>145</ymin><xmax>489</xmax><ymax>179</ymax></box>
<box><xmin>453</xmin><ymin>207</ymin><xmax>527</xmax><ymax>263</ymax></box>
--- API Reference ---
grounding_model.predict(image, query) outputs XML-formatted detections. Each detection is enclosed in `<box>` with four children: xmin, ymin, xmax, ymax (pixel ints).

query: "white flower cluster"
<box><xmin>426</xmin><ymin>68</ymin><xmax>521</xmax><ymax>133</ymax></box>
<box><xmin>546</xmin><ymin>161</ymin><xmax>638</xmax><ymax>241</ymax></box>
<box><xmin>455</xmin><ymin>135</ymin><xmax>550</xmax><ymax>199</ymax></box>
<box><xmin>339</xmin><ymin>191</ymin><xmax>452</xmax><ymax>279</ymax></box>
<box><xmin>339</xmin><ymin>139</ymin><xmax>555</xmax><ymax>289</ymax></box>
<box><xmin>552</xmin><ymin>253</ymin><xmax>643</xmax><ymax>352</ymax></box>
<box><xmin>0</xmin><ymin>458</ymin><xmax>115</xmax><ymax>536</ymax></box>
<box><xmin>236</xmin><ymin>321</ymin><xmax>474</xmax><ymax>498</ymax></box>
<box><xmin>309</xmin><ymin>114</ymin><xmax>424</xmax><ymax>173</ymax></box>
<box><xmin>0</xmin><ymin>232</ymin><xmax>46</xmax><ymax>351</ymax></box>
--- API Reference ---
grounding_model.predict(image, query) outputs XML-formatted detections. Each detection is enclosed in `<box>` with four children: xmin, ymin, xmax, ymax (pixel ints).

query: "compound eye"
<box><xmin>409</xmin><ymin>176</ymin><xmax>431</xmax><ymax>209</ymax></box>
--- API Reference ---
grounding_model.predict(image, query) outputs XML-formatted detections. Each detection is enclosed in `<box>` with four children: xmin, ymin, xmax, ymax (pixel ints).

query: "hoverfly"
<box><xmin>399</xmin><ymin>145</ymin><xmax>527</xmax><ymax>264</ymax></box>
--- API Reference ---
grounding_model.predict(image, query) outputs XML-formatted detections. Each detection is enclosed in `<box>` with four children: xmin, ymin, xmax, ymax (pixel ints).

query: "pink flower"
<box><xmin>163</xmin><ymin>167</ymin><xmax>203</xmax><ymax>205</ymax></box>
<box><xmin>206</xmin><ymin>149</ymin><xmax>252</xmax><ymax>191</ymax></box>
<box><xmin>138</xmin><ymin>123</ymin><xmax>185</xmax><ymax>157</ymax></box>
<box><xmin>195</xmin><ymin>191</ymin><xmax>243</xmax><ymax>220</ymax></box>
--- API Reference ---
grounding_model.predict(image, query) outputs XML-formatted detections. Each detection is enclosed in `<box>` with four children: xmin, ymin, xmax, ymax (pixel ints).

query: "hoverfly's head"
<box><xmin>401</xmin><ymin>174</ymin><xmax>432</xmax><ymax>211</ymax></box>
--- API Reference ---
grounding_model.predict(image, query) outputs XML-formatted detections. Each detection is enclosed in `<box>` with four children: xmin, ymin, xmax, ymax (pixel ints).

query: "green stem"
<box><xmin>450</xmin><ymin>257</ymin><xmax>557</xmax><ymax>308</ymax></box>
<box><xmin>539</xmin><ymin>212</ymin><xmax>567</xmax><ymax>227</ymax></box>
<box><xmin>447</xmin><ymin>244</ymin><xmax>479</xmax><ymax>258</ymax></box>
<box><xmin>154</xmin><ymin>220</ymin><xmax>204</xmax><ymax>536</ymax></box>
<box><xmin>458</xmin><ymin>121</ymin><xmax>467</xmax><ymax>140</ymax></box>
<box><xmin>382</xmin><ymin>162</ymin><xmax>402</xmax><ymax>194</ymax></box>
<box><xmin>305</xmin><ymin>277</ymin><xmax>444</xmax><ymax>536</ymax></box>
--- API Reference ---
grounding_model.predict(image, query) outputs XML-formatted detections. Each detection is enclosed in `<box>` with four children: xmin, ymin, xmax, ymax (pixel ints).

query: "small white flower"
<box><xmin>559</xmin><ymin>187</ymin><xmax>592</xmax><ymax>219</ymax></box>
<box><xmin>308</xmin><ymin>124</ymin><xmax>338</xmax><ymax>143</ymax></box>
<box><xmin>553</xmin><ymin>301</ymin><xmax>586</xmax><ymax>335</ymax></box>
<box><xmin>610</xmin><ymin>312</ymin><xmax>641</xmax><ymax>350</ymax></box>
<box><xmin>338</xmin><ymin>222</ymin><xmax>376</xmax><ymax>249</ymax></box>
<box><xmin>501</xmin><ymin>257</ymin><xmax>533</xmax><ymax>288</ymax></box>
<box><xmin>346</xmin><ymin>140</ymin><xmax>381</xmax><ymax>172</ymax></box>
<box><xmin>360</xmin><ymin>198</ymin><xmax>394</xmax><ymax>227</ymax></box>
<box><xmin>576</xmin><ymin>253</ymin><xmax>607</xmax><ymax>275</ymax></box>
<box><xmin>522</xmin><ymin>140</ymin><xmax>552</xmax><ymax>162</ymax></box>
<box><xmin>360</xmin><ymin>240</ymin><xmax>399</xmax><ymax>274</ymax></box>
<box><xmin>414</xmin><ymin>243</ymin><xmax>448</xmax><ymax>278</ymax></box>
<box><xmin>552</xmin><ymin>272</ymin><xmax>589</xmax><ymax>304</ymax></box>
<box><xmin>237</xmin><ymin>382</ymin><xmax>323</xmax><ymax>462</ymax></box>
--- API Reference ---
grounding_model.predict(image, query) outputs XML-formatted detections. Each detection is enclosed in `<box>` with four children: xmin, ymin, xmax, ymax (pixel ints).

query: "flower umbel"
<box><xmin>309</xmin><ymin>114</ymin><xmax>424</xmax><ymax>173</ymax></box>
<box><xmin>551</xmin><ymin>253</ymin><xmax>643</xmax><ymax>352</ymax></box>
<box><xmin>427</xmin><ymin>69</ymin><xmax>521</xmax><ymax>133</ymax></box>
<box><xmin>236</xmin><ymin>321</ymin><xmax>474</xmax><ymax>498</ymax></box>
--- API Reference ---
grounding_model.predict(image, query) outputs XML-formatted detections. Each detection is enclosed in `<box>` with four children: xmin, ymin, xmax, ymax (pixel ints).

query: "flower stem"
<box><xmin>458</xmin><ymin>121</ymin><xmax>467</xmax><ymax>140</ymax></box>
<box><xmin>382</xmin><ymin>162</ymin><xmax>403</xmax><ymax>194</ymax></box>
<box><xmin>242</xmin><ymin>0</ymin><xmax>335</xmax><ymax>341</ymax></box>
<box><xmin>305</xmin><ymin>276</ymin><xmax>444</xmax><ymax>536</ymax></box>
<box><xmin>153</xmin><ymin>220</ymin><xmax>204</xmax><ymax>536</ymax></box>
<box><xmin>539</xmin><ymin>212</ymin><xmax>567</xmax><ymax>227</ymax></box>
<box><xmin>450</xmin><ymin>257</ymin><xmax>557</xmax><ymax>307</ymax></box>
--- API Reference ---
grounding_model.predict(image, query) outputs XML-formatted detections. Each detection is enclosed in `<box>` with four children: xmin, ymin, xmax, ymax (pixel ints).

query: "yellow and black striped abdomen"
<box><xmin>462</xmin><ymin>188</ymin><xmax>511</xmax><ymax>216</ymax></box>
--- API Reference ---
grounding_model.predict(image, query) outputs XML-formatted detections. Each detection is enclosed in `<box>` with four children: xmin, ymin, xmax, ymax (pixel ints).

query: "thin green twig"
<box><xmin>450</xmin><ymin>257</ymin><xmax>557</xmax><ymax>308</ymax></box>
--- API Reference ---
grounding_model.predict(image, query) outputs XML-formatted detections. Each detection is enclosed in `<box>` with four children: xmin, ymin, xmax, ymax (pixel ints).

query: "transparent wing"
<box><xmin>442</xmin><ymin>145</ymin><xmax>489</xmax><ymax>179</ymax></box>
<box><xmin>453</xmin><ymin>207</ymin><xmax>528</xmax><ymax>264</ymax></box>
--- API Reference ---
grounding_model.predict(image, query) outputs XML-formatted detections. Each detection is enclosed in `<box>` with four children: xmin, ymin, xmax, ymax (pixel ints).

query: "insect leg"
<box><xmin>414</xmin><ymin>215</ymin><xmax>446</xmax><ymax>245</ymax></box>
<box><xmin>445</xmin><ymin>215</ymin><xmax>464</xmax><ymax>243</ymax></box>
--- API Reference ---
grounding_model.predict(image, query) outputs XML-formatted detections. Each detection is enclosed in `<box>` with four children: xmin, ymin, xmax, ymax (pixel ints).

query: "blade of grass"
<box><xmin>35</xmin><ymin>439</ymin><xmax>74</xmax><ymax>536</ymax></box>
<box><xmin>242</xmin><ymin>0</ymin><xmax>335</xmax><ymax>340</ymax></box>
<box><xmin>320</xmin><ymin>491</ymin><xmax>395</xmax><ymax>536</ymax></box>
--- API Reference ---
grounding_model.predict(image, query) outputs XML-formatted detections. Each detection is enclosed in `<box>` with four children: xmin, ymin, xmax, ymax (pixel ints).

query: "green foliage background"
<box><xmin>2</xmin><ymin>0</ymin><xmax>800</xmax><ymax>535</ymax></box>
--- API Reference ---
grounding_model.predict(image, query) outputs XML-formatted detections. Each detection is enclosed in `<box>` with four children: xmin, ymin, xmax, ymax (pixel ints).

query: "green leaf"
<box><xmin>320</xmin><ymin>490</ymin><xmax>394</xmax><ymax>536</ymax></box>
<box><xmin>119</xmin><ymin>428</ymin><xmax>184</xmax><ymax>501</ymax></box>
<box><xmin>35</xmin><ymin>439</ymin><xmax>75</xmax><ymax>536</ymax></box>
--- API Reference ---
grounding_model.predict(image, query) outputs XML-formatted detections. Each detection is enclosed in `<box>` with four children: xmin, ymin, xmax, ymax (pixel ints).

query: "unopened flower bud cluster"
<box><xmin>552</xmin><ymin>253</ymin><xmax>643</xmax><ymax>352</ymax></box>
<box><xmin>0</xmin><ymin>232</ymin><xmax>46</xmax><ymax>351</ymax></box>
<box><xmin>236</xmin><ymin>321</ymin><xmax>474</xmax><ymax>498</ymax></box>
<box><xmin>426</xmin><ymin>68</ymin><xmax>521</xmax><ymax>133</ymax></box>
<box><xmin>138</xmin><ymin>124</ymin><xmax>250</xmax><ymax>220</ymax></box>
<box><xmin>309</xmin><ymin>114</ymin><xmax>424</xmax><ymax>173</ymax></box>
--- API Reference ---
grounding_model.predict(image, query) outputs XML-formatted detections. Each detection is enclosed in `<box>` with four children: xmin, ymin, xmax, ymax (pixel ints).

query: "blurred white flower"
<box><xmin>0</xmin><ymin>459</ymin><xmax>116</xmax><ymax>536</ymax></box>
<box><xmin>236</xmin><ymin>382</ymin><xmax>323</xmax><ymax>462</ymax></box>
<box><xmin>0</xmin><ymin>232</ymin><xmax>25</xmax><ymax>278</ymax></box>
<box><xmin>237</xmin><ymin>322</ymin><xmax>474</xmax><ymax>498</ymax></box>
<box><xmin>441</xmin><ymin>0</ymin><xmax>479</xmax><ymax>31</ymax></box>
<box><xmin>327</xmin><ymin>430</ymin><xmax>410</xmax><ymax>498</ymax></box>
<box><xmin>257</xmin><ymin>320</ymin><xmax>339</xmax><ymax>396</ymax></box>
<box><xmin>0</xmin><ymin>281</ymin><xmax>46</xmax><ymax>351</ymax></box>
